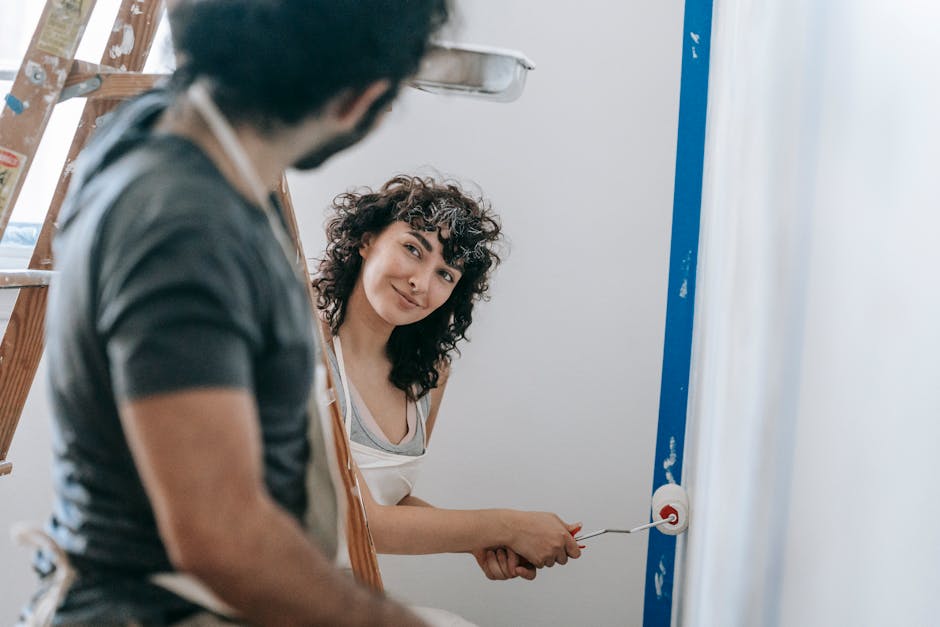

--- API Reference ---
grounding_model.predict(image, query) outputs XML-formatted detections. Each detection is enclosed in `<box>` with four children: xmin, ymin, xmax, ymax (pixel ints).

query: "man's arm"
<box><xmin>120</xmin><ymin>387</ymin><xmax>425</xmax><ymax>626</ymax></box>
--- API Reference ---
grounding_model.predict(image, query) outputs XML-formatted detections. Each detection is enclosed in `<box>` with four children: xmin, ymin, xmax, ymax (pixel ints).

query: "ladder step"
<box><xmin>0</xmin><ymin>269</ymin><xmax>54</xmax><ymax>288</ymax></box>
<box><xmin>61</xmin><ymin>60</ymin><xmax>165</xmax><ymax>102</ymax></box>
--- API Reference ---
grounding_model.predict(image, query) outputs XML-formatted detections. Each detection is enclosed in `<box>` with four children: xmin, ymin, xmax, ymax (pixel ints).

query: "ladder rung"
<box><xmin>3</xmin><ymin>62</ymin><xmax>166</xmax><ymax>101</ymax></box>
<box><xmin>0</xmin><ymin>270</ymin><xmax>54</xmax><ymax>289</ymax></box>
<box><xmin>62</xmin><ymin>60</ymin><xmax>165</xmax><ymax>101</ymax></box>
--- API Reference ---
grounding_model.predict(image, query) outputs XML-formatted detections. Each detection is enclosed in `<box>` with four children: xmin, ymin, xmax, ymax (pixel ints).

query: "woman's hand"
<box><xmin>501</xmin><ymin>512</ymin><xmax>583</xmax><ymax>568</ymax></box>
<box><xmin>472</xmin><ymin>547</ymin><xmax>538</xmax><ymax>581</ymax></box>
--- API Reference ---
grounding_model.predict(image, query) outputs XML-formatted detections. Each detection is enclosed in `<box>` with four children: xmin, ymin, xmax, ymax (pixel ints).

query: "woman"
<box><xmin>313</xmin><ymin>175</ymin><xmax>582</xmax><ymax>582</ymax></box>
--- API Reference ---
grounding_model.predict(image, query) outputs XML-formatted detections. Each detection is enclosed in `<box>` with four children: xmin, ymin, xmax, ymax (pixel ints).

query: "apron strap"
<box><xmin>418</xmin><ymin>394</ymin><xmax>429</xmax><ymax>448</ymax></box>
<box><xmin>332</xmin><ymin>335</ymin><xmax>355</xmax><ymax>440</ymax></box>
<box><xmin>11</xmin><ymin>524</ymin><xmax>76</xmax><ymax>627</ymax></box>
<box><xmin>333</xmin><ymin>335</ymin><xmax>428</xmax><ymax>450</ymax></box>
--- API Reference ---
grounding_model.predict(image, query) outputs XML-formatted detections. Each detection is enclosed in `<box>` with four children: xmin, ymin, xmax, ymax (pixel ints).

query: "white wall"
<box><xmin>0</xmin><ymin>1</ymin><xmax>686</xmax><ymax>625</ymax></box>
<box><xmin>681</xmin><ymin>1</ymin><xmax>940</xmax><ymax>625</ymax></box>
<box><xmin>287</xmin><ymin>2</ymin><xmax>684</xmax><ymax>624</ymax></box>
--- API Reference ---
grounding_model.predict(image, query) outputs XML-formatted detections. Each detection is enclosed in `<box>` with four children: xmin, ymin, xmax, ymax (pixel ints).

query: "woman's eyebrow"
<box><xmin>408</xmin><ymin>230</ymin><xmax>434</xmax><ymax>252</ymax></box>
<box><xmin>407</xmin><ymin>230</ymin><xmax>463</xmax><ymax>272</ymax></box>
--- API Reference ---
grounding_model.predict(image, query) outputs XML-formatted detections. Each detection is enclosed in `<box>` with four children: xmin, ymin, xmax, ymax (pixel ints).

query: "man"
<box><xmin>30</xmin><ymin>1</ymin><xmax>448</xmax><ymax>624</ymax></box>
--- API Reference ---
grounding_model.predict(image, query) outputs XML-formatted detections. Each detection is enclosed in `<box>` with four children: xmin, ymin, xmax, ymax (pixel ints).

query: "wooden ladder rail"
<box><xmin>278</xmin><ymin>179</ymin><xmax>385</xmax><ymax>592</ymax></box>
<box><xmin>0</xmin><ymin>0</ymin><xmax>166</xmax><ymax>478</ymax></box>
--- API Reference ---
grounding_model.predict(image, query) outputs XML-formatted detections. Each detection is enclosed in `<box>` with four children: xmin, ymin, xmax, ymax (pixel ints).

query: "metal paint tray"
<box><xmin>410</xmin><ymin>41</ymin><xmax>536</xmax><ymax>103</ymax></box>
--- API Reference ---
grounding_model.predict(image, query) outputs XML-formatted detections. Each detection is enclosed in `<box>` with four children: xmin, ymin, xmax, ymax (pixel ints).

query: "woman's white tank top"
<box><xmin>332</xmin><ymin>335</ymin><xmax>429</xmax><ymax>569</ymax></box>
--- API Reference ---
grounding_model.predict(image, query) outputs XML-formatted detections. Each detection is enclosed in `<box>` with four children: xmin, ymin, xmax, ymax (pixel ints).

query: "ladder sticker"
<box><xmin>37</xmin><ymin>0</ymin><xmax>92</xmax><ymax>59</ymax></box>
<box><xmin>0</xmin><ymin>147</ymin><xmax>28</xmax><ymax>218</ymax></box>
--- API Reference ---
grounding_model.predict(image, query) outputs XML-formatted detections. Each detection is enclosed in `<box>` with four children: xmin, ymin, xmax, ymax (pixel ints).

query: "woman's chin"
<box><xmin>374</xmin><ymin>306</ymin><xmax>415</xmax><ymax>328</ymax></box>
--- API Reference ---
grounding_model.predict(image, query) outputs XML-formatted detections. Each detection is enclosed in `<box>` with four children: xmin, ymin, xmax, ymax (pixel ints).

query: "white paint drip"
<box><xmin>664</xmin><ymin>436</ymin><xmax>678</xmax><ymax>484</ymax></box>
<box><xmin>109</xmin><ymin>24</ymin><xmax>136</xmax><ymax>60</ymax></box>
<box><xmin>690</xmin><ymin>32</ymin><xmax>701</xmax><ymax>44</ymax></box>
<box><xmin>654</xmin><ymin>557</ymin><xmax>667</xmax><ymax>598</ymax></box>
<box><xmin>679</xmin><ymin>278</ymin><xmax>688</xmax><ymax>299</ymax></box>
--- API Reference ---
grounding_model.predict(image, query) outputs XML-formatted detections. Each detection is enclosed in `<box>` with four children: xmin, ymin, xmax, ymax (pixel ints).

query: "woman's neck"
<box><xmin>338</xmin><ymin>279</ymin><xmax>394</xmax><ymax>360</ymax></box>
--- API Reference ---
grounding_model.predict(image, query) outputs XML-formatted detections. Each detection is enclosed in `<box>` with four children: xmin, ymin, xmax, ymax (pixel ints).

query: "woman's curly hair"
<box><xmin>313</xmin><ymin>175</ymin><xmax>503</xmax><ymax>400</ymax></box>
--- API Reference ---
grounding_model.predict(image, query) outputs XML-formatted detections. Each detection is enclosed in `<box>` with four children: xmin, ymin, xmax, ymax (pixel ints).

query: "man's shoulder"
<box><xmin>117</xmin><ymin>137</ymin><xmax>245</xmax><ymax>219</ymax></box>
<box><xmin>93</xmin><ymin>138</ymin><xmax>260</xmax><ymax>251</ymax></box>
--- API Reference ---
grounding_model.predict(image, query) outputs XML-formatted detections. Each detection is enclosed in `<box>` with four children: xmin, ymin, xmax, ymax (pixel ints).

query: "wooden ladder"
<box><xmin>0</xmin><ymin>0</ymin><xmax>383</xmax><ymax>591</ymax></box>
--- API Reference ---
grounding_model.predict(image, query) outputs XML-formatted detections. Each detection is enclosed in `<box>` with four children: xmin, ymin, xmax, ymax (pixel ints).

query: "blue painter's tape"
<box><xmin>4</xmin><ymin>93</ymin><xmax>25</xmax><ymax>115</ymax></box>
<box><xmin>643</xmin><ymin>2</ymin><xmax>714</xmax><ymax>627</ymax></box>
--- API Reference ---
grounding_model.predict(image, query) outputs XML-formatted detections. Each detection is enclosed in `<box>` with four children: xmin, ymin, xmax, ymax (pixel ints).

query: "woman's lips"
<box><xmin>392</xmin><ymin>285</ymin><xmax>421</xmax><ymax>308</ymax></box>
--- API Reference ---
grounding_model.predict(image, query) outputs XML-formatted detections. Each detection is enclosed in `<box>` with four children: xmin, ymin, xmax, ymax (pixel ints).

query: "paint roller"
<box><xmin>576</xmin><ymin>484</ymin><xmax>690</xmax><ymax>541</ymax></box>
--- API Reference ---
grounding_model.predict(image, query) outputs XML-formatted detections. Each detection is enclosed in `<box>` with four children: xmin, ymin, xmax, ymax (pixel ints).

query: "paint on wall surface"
<box><xmin>643</xmin><ymin>1</ymin><xmax>714</xmax><ymax>626</ymax></box>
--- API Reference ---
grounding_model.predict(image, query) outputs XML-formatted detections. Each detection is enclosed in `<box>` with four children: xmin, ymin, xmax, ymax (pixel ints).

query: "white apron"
<box><xmin>332</xmin><ymin>334</ymin><xmax>428</xmax><ymax>570</ymax></box>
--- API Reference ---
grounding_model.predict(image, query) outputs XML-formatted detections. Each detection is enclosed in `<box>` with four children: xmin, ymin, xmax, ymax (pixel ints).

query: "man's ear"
<box><xmin>330</xmin><ymin>80</ymin><xmax>392</xmax><ymax>132</ymax></box>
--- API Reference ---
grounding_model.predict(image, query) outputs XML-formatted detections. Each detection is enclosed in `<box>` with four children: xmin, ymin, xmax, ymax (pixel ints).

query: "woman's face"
<box><xmin>358</xmin><ymin>221</ymin><xmax>463</xmax><ymax>327</ymax></box>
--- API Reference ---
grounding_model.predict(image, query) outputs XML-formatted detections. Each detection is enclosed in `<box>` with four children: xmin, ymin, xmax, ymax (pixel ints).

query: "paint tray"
<box><xmin>410</xmin><ymin>42</ymin><xmax>536</xmax><ymax>103</ymax></box>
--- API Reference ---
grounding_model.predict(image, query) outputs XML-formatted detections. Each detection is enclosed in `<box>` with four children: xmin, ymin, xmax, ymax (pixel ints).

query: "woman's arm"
<box><xmin>357</xmin><ymin>462</ymin><xmax>580</xmax><ymax>567</ymax></box>
<box><xmin>381</xmin><ymin>364</ymin><xmax>579</xmax><ymax>573</ymax></box>
<box><xmin>399</xmin><ymin>495</ymin><xmax>539</xmax><ymax>580</ymax></box>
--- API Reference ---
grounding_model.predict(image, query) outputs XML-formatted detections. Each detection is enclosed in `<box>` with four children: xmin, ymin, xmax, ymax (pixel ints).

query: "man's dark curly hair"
<box><xmin>168</xmin><ymin>0</ymin><xmax>449</xmax><ymax>129</ymax></box>
<box><xmin>313</xmin><ymin>175</ymin><xmax>502</xmax><ymax>401</ymax></box>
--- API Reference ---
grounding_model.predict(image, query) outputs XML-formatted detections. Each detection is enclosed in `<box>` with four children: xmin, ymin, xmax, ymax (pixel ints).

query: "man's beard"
<box><xmin>291</xmin><ymin>125</ymin><xmax>371</xmax><ymax>171</ymax></box>
<box><xmin>292</xmin><ymin>88</ymin><xmax>394</xmax><ymax>171</ymax></box>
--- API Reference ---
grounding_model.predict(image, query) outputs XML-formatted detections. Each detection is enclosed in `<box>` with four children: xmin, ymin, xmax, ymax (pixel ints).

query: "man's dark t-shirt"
<box><xmin>41</xmin><ymin>89</ymin><xmax>315</xmax><ymax>623</ymax></box>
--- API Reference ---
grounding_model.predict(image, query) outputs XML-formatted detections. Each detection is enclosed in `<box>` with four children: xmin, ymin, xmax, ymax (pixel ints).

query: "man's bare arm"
<box><xmin>120</xmin><ymin>388</ymin><xmax>425</xmax><ymax>626</ymax></box>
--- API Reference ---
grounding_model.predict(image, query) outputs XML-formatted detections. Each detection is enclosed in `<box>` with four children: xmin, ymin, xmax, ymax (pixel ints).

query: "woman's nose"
<box><xmin>409</xmin><ymin>271</ymin><xmax>430</xmax><ymax>293</ymax></box>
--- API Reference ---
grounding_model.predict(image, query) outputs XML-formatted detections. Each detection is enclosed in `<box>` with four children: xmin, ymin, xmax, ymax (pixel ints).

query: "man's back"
<box><xmin>26</xmin><ymin>1</ymin><xmax>449</xmax><ymax>623</ymax></box>
<box><xmin>43</xmin><ymin>90</ymin><xmax>316</xmax><ymax>622</ymax></box>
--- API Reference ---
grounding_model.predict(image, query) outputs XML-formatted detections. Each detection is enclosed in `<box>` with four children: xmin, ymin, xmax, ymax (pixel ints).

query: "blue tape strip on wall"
<box><xmin>642</xmin><ymin>1</ymin><xmax>714</xmax><ymax>626</ymax></box>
